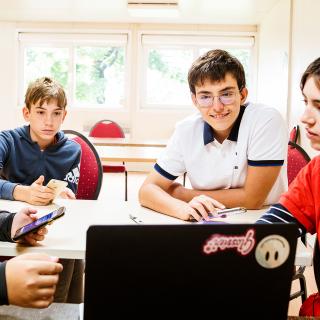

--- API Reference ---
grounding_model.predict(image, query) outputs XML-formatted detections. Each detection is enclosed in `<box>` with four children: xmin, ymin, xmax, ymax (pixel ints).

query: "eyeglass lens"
<box><xmin>197</xmin><ymin>92</ymin><xmax>236</xmax><ymax>107</ymax></box>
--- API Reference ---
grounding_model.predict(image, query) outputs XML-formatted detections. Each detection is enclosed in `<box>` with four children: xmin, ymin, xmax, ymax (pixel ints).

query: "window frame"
<box><xmin>137</xmin><ymin>30</ymin><xmax>257</xmax><ymax>112</ymax></box>
<box><xmin>18</xmin><ymin>30</ymin><xmax>131</xmax><ymax>111</ymax></box>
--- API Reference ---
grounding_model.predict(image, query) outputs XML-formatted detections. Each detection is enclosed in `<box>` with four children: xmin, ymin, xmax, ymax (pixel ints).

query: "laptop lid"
<box><xmin>84</xmin><ymin>224</ymin><xmax>297</xmax><ymax>319</ymax></box>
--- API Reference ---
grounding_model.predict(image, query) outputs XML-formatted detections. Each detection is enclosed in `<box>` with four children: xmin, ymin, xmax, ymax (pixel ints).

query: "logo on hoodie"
<box><xmin>64</xmin><ymin>166</ymin><xmax>80</xmax><ymax>185</ymax></box>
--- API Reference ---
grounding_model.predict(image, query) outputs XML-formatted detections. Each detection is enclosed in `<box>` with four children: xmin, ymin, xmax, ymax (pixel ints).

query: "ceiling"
<box><xmin>0</xmin><ymin>0</ymin><xmax>282</xmax><ymax>25</ymax></box>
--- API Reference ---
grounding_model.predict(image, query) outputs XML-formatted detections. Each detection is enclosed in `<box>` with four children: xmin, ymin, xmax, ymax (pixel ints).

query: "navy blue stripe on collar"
<box><xmin>203</xmin><ymin>104</ymin><xmax>247</xmax><ymax>145</ymax></box>
<box><xmin>203</xmin><ymin>122</ymin><xmax>214</xmax><ymax>145</ymax></box>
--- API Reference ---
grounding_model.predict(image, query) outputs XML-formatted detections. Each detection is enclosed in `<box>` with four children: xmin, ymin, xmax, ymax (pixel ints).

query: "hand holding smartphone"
<box><xmin>12</xmin><ymin>207</ymin><xmax>66</xmax><ymax>241</ymax></box>
<box><xmin>46</xmin><ymin>179</ymin><xmax>68</xmax><ymax>199</ymax></box>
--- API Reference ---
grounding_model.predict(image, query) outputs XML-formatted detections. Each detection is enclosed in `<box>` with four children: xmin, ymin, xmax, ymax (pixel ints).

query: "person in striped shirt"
<box><xmin>256</xmin><ymin>57</ymin><xmax>320</xmax><ymax>240</ymax></box>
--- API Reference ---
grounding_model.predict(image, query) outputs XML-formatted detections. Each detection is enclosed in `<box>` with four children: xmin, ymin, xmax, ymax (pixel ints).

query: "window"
<box><xmin>140</xmin><ymin>34</ymin><xmax>255</xmax><ymax>110</ymax></box>
<box><xmin>18</xmin><ymin>31</ymin><xmax>256</xmax><ymax>112</ymax></box>
<box><xmin>19</xmin><ymin>33</ymin><xmax>128</xmax><ymax>109</ymax></box>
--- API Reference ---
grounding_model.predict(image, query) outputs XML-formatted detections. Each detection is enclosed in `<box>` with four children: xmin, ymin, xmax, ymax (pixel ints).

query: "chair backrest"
<box><xmin>287</xmin><ymin>140</ymin><xmax>311</xmax><ymax>299</ymax></box>
<box><xmin>289</xmin><ymin>125</ymin><xmax>300</xmax><ymax>144</ymax></box>
<box><xmin>63</xmin><ymin>130</ymin><xmax>103</xmax><ymax>200</ymax></box>
<box><xmin>287</xmin><ymin>141</ymin><xmax>311</xmax><ymax>186</ymax></box>
<box><xmin>89</xmin><ymin>120</ymin><xmax>125</xmax><ymax>138</ymax></box>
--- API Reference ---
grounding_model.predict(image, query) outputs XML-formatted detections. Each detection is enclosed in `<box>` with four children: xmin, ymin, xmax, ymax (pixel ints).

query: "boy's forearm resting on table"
<box><xmin>12</xmin><ymin>184</ymin><xmax>54</xmax><ymax>206</ymax></box>
<box><xmin>169</xmin><ymin>185</ymin><xmax>265</xmax><ymax>209</ymax></box>
<box><xmin>0</xmin><ymin>180</ymin><xmax>18</xmax><ymax>200</ymax></box>
<box><xmin>12</xmin><ymin>185</ymin><xmax>29</xmax><ymax>202</ymax></box>
<box><xmin>169</xmin><ymin>165</ymin><xmax>282</xmax><ymax>209</ymax></box>
<box><xmin>139</xmin><ymin>183</ymin><xmax>191</xmax><ymax>219</ymax></box>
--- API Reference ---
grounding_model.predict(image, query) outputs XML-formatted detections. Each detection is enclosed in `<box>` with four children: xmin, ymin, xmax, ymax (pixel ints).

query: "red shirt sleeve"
<box><xmin>280</xmin><ymin>156</ymin><xmax>320</xmax><ymax>234</ymax></box>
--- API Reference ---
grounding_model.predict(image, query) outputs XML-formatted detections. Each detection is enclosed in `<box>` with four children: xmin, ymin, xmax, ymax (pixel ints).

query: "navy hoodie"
<box><xmin>0</xmin><ymin>125</ymin><xmax>81</xmax><ymax>200</ymax></box>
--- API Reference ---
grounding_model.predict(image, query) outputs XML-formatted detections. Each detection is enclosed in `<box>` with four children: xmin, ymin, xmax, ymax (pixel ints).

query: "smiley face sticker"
<box><xmin>255</xmin><ymin>235</ymin><xmax>290</xmax><ymax>269</ymax></box>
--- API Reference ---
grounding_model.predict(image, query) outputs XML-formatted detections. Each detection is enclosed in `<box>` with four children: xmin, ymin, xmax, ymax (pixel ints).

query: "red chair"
<box><xmin>287</xmin><ymin>141</ymin><xmax>311</xmax><ymax>186</ymax></box>
<box><xmin>63</xmin><ymin>130</ymin><xmax>103</xmax><ymax>200</ymax></box>
<box><xmin>89</xmin><ymin>120</ymin><xmax>128</xmax><ymax>201</ymax></box>
<box><xmin>298</xmin><ymin>237</ymin><xmax>320</xmax><ymax>315</ymax></box>
<box><xmin>288</xmin><ymin>140</ymin><xmax>311</xmax><ymax>303</ymax></box>
<box><xmin>289</xmin><ymin>125</ymin><xmax>300</xmax><ymax>144</ymax></box>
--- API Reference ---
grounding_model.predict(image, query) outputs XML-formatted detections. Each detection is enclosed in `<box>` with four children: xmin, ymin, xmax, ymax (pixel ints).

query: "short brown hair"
<box><xmin>300</xmin><ymin>57</ymin><xmax>320</xmax><ymax>91</ymax></box>
<box><xmin>188</xmin><ymin>49</ymin><xmax>246</xmax><ymax>94</ymax></box>
<box><xmin>25</xmin><ymin>77</ymin><xmax>67</xmax><ymax>110</ymax></box>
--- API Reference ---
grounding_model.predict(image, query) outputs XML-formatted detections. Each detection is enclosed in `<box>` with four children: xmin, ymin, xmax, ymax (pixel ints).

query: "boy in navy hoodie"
<box><xmin>0</xmin><ymin>77</ymin><xmax>83</xmax><ymax>303</ymax></box>
<box><xmin>0</xmin><ymin>77</ymin><xmax>80</xmax><ymax>203</ymax></box>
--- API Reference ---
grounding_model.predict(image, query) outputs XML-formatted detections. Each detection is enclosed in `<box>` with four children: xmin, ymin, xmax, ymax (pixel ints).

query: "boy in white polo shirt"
<box><xmin>139</xmin><ymin>49</ymin><xmax>288</xmax><ymax>221</ymax></box>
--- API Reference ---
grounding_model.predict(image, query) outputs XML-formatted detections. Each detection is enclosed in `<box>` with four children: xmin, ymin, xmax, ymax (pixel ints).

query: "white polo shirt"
<box><xmin>155</xmin><ymin>103</ymin><xmax>288</xmax><ymax>205</ymax></box>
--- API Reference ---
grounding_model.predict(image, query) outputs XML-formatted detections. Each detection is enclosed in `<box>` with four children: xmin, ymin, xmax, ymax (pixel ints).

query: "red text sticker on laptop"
<box><xmin>202</xmin><ymin>229</ymin><xmax>256</xmax><ymax>256</ymax></box>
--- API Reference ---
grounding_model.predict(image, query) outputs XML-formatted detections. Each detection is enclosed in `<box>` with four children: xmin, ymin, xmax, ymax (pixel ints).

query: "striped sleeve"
<box><xmin>248</xmin><ymin>160</ymin><xmax>284</xmax><ymax>167</ymax></box>
<box><xmin>256</xmin><ymin>203</ymin><xmax>306</xmax><ymax>236</ymax></box>
<box><xmin>154</xmin><ymin>163</ymin><xmax>178</xmax><ymax>180</ymax></box>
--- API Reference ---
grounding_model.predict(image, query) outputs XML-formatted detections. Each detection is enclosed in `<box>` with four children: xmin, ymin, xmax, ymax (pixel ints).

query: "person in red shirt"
<box><xmin>257</xmin><ymin>56</ymin><xmax>320</xmax><ymax>317</ymax></box>
<box><xmin>257</xmin><ymin>57</ymin><xmax>320</xmax><ymax>238</ymax></box>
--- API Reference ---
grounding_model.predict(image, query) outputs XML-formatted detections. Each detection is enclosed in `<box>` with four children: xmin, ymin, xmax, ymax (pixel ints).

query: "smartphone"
<box><xmin>46</xmin><ymin>179</ymin><xmax>68</xmax><ymax>199</ymax></box>
<box><xmin>12</xmin><ymin>206</ymin><xmax>66</xmax><ymax>241</ymax></box>
<box><xmin>210</xmin><ymin>207</ymin><xmax>247</xmax><ymax>218</ymax></box>
<box><xmin>215</xmin><ymin>207</ymin><xmax>247</xmax><ymax>215</ymax></box>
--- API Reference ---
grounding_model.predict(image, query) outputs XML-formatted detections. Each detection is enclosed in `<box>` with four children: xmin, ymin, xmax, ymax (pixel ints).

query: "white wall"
<box><xmin>255</xmin><ymin>0</ymin><xmax>320</xmax><ymax>159</ymax></box>
<box><xmin>256</xmin><ymin>0</ymin><xmax>291</xmax><ymax>121</ymax></box>
<box><xmin>289</xmin><ymin>0</ymin><xmax>320</xmax><ymax>158</ymax></box>
<box><xmin>0</xmin><ymin>22</ymin><xmax>19</xmax><ymax>130</ymax></box>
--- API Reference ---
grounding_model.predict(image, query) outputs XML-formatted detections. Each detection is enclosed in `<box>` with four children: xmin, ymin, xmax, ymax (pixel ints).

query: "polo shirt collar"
<box><xmin>203</xmin><ymin>104</ymin><xmax>247</xmax><ymax>145</ymax></box>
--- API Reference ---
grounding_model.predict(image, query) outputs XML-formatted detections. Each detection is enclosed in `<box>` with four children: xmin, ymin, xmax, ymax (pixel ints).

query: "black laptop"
<box><xmin>84</xmin><ymin>224</ymin><xmax>297</xmax><ymax>319</ymax></box>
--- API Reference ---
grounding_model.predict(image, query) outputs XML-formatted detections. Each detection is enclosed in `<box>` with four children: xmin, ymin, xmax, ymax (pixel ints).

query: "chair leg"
<box><xmin>183</xmin><ymin>172</ymin><xmax>186</xmax><ymax>186</ymax></box>
<box><xmin>299</xmin><ymin>276</ymin><xmax>307</xmax><ymax>302</ymax></box>
<box><xmin>290</xmin><ymin>269</ymin><xmax>307</xmax><ymax>302</ymax></box>
<box><xmin>125</xmin><ymin>170</ymin><xmax>128</xmax><ymax>201</ymax></box>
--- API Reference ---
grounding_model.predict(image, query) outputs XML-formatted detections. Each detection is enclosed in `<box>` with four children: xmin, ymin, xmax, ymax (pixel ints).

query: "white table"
<box><xmin>96</xmin><ymin>145</ymin><xmax>164</xmax><ymax>163</ymax></box>
<box><xmin>0</xmin><ymin>199</ymin><xmax>180</xmax><ymax>259</ymax></box>
<box><xmin>0</xmin><ymin>199</ymin><xmax>313</xmax><ymax>266</ymax></box>
<box><xmin>88</xmin><ymin>136</ymin><xmax>167</xmax><ymax>148</ymax></box>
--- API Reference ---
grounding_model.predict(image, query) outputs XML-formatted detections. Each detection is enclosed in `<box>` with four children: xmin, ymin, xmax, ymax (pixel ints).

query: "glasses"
<box><xmin>195</xmin><ymin>90</ymin><xmax>239</xmax><ymax>108</ymax></box>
